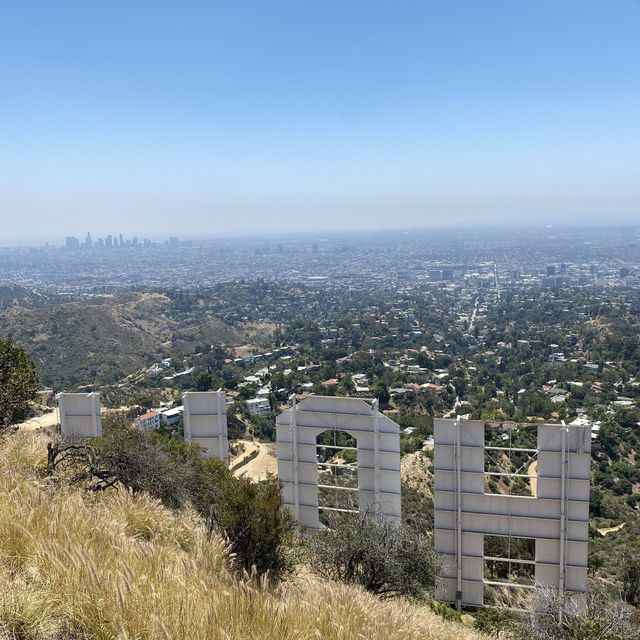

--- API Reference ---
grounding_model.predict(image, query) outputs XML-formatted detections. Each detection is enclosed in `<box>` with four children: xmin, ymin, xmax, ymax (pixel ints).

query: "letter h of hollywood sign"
<box><xmin>433</xmin><ymin>418</ymin><xmax>591</xmax><ymax>608</ymax></box>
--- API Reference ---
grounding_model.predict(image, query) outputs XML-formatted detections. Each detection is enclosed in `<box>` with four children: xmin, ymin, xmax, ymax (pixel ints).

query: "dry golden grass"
<box><xmin>0</xmin><ymin>429</ymin><xmax>487</xmax><ymax>640</ymax></box>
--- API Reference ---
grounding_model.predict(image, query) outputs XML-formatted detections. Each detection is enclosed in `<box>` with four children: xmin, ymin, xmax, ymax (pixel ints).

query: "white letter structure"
<box><xmin>276</xmin><ymin>395</ymin><xmax>401</xmax><ymax>530</ymax></box>
<box><xmin>57</xmin><ymin>392</ymin><xmax>102</xmax><ymax>439</ymax></box>
<box><xmin>434</xmin><ymin>418</ymin><xmax>591</xmax><ymax>607</ymax></box>
<box><xmin>182</xmin><ymin>390</ymin><xmax>229</xmax><ymax>464</ymax></box>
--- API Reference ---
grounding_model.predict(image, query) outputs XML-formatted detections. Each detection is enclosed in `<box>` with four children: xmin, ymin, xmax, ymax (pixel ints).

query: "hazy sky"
<box><xmin>1</xmin><ymin>1</ymin><xmax>639</xmax><ymax>242</ymax></box>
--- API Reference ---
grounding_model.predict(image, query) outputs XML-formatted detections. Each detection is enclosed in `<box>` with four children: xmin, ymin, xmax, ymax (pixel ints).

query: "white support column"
<box><xmin>91</xmin><ymin>393</ymin><xmax>102</xmax><ymax>437</ymax></box>
<box><xmin>558</xmin><ymin>421</ymin><xmax>568</xmax><ymax>600</ymax></box>
<box><xmin>57</xmin><ymin>393</ymin><xmax>65</xmax><ymax>432</ymax></box>
<box><xmin>183</xmin><ymin>394</ymin><xmax>192</xmax><ymax>441</ymax></box>
<box><xmin>372</xmin><ymin>398</ymin><xmax>381</xmax><ymax>513</ymax></box>
<box><xmin>290</xmin><ymin>394</ymin><xmax>300</xmax><ymax>522</ymax></box>
<box><xmin>217</xmin><ymin>389</ymin><xmax>228</xmax><ymax>465</ymax></box>
<box><xmin>455</xmin><ymin>416</ymin><xmax>463</xmax><ymax>610</ymax></box>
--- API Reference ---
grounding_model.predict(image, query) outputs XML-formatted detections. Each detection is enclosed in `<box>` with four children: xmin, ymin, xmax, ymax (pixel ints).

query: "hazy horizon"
<box><xmin>2</xmin><ymin>222</ymin><xmax>638</xmax><ymax>249</ymax></box>
<box><xmin>1</xmin><ymin>1</ymin><xmax>639</xmax><ymax>242</ymax></box>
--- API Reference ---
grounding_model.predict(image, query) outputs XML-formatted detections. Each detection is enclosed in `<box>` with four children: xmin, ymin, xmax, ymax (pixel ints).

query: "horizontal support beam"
<box><xmin>484</xmin><ymin>556</ymin><xmax>536</xmax><ymax>566</ymax></box>
<box><xmin>277</xmin><ymin>417</ymin><xmax>397</xmax><ymax>433</ymax></box>
<box><xmin>439</xmin><ymin>575</ymin><xmax>587</xmax><ymax>590</ymax></box>
<box><xmin>279</xmin><ymin>410</ymin><xmax>378</xmax><ymax>420</ymax></box>
<box><xmin>317</xmin><ymin>462</ymin><xmax>357</xmax><ymax>469</ymax></box>
<box><xmin>437</xmin><ymin>442</ymin><xmax>587</xmax><ymax>456</ymax></box>
<box><xmin>318</xmin><ymin>484</ymin><xmax>359</xmax><ymax>492</ymax></box>
<box><xmin>441</xmin><ymin>551</ymin><xmax>587</xmax><ymax>570</ymax></box>
<box><xmin>435</xmin><ymin>507</ymin><xmax>589</xmax><ymax>525</ymax></box>
<box><xmin>434</xmin><ymin>526</ymin><xmax>588</xmax><ymax>543</ymax></box>
<box><xmin>318</xmin><ymin>506</ymin><xmax>359</xmax><ymax>514</ymax></box>
<box><xmin>279</xmin><ymin>459</ymin><xmax>400</xmax><ymax>473</ymax></box>
<box><xmin>435</xmin><ymin>468</ymin><xmax>589</xmax><ymax>482</ymax></box>
<box><xmin>433</xmin><ymin>487</ymin><xmax>589</xmax><ymax>504</ymax></box>
<box><xmin>316</xmin><ymin>444</ymin><xmax>358</xmax><ymax>451</ymax></box>
<box><xmin>485</xmin><ymin>471</ymin><xmax>532</xmax><ymax>479</ymax></box>
<box><xmin>483</xmin><ymin>580</ymin><xmax>536</xmax><ymax>590</ymax></box>
<box><xmin>284</xmin><ymin>484</ymin><xmax>401</xmax><ymax>497</ymax></box>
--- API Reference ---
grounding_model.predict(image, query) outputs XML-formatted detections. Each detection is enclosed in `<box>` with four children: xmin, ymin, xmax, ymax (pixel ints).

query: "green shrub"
<box><xmin>428</xmin><ymin>599</ymin><xmax>462</xmax><ymax>623</ymax></box>
<box><xmin>309</xmin><ymin>511</ymin><xmax>440</xmax><ymax>598</ymax></box>
<box><xmin>472</xmin><ymin>607</ymin><xmax>514</xmax><ymax>637</ymax></box>
<box><xmin>514</xmin><ymin>585</ymin><xmax>639</xmax><ymax>640</ymax></box>
<box><xmin>51</xmin><ymin>419</ymin><xmax>295</xmax><ymax>579</ymax></box>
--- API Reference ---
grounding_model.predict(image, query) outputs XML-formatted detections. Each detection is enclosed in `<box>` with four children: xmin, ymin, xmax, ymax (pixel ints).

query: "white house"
<box><xmin>160</xmin><ymin>406</ymin><xmax>184</xmax><ymax>426</ymax></box>
<box><xmin>135</xmin><ymin>410</ymin><xmax>161</xmax><ymax>430</ymax></box>
<box><xmin>247</xmin><ymin>397</ymin><xmax>271</xmax><ymax>416</ymax></box>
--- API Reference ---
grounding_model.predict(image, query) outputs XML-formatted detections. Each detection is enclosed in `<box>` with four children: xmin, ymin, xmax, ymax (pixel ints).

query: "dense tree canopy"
<box><xmin>0</xmin><ymin>338</ymin><xmax>40</xmax><ymax>428</ymax></box>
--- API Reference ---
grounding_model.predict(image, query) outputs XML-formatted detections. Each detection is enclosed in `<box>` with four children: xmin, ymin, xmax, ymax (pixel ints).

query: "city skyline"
<box><xmin>1</xmin><ymin>220</ymin><xmax>639</xmax><ymax>249</ymax></box>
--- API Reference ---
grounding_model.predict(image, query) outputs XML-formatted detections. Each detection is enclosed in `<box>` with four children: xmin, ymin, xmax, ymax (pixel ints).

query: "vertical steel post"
<box><xmin>183</xmin><ymin>393</ymin><xmax>191</xmax><ymax>442</ymax></box>
<box><xmin>57</xmin><ymin>393</ymin><xmax>65</xmax><ymax>434</ymax></box>
<box><xmin>455</xmin><ymin>416</ymin><xmax>463</xmax><ymax>610</ymax></box>
<box><xmin>91</xmin><ymin>393</ymin><xmax>102</xmax><ymax>437</ymax></box>
<box><xmin>217</xmin><ymin>389</ymin><xmax>228</xmax><ymax>465</ymax></box>
<box><xmin>559</xmin><ymin>422</ymin><xmax>568</xmax><ymax>607</ymax></box>
<box><xmin>290</xmin><ymin>394</ymin><xmax>300</xmax><ymax>522</ymax></box>
<box><xmin>372</xmin><ymin>399</ymin><xmax>381</xmax><ymax>513</ymax></box>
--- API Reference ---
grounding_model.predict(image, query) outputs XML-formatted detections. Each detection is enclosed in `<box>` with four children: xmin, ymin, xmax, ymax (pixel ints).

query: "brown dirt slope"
<box><xmin>0</xmin><ymin>293</ymin><xmax>242</xmax><ymax>388</ymax></box>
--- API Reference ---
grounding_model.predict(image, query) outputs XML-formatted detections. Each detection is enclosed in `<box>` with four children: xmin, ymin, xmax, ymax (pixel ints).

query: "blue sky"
<box><xmin>1</xmin><ymin>0</ymin><xmax>639</xmax><ymax>241</ymax></box>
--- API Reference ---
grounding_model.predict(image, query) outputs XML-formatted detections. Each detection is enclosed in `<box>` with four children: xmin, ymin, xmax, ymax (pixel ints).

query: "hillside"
<box><xmin>0</xmin><ymin>293</ymin><xmax>242</xmax><ymax>388</ymax></box>
<box><xmin>0</xmin><ymin>428</ymin><xmax>487</xmax><ymax>640</ymax></box>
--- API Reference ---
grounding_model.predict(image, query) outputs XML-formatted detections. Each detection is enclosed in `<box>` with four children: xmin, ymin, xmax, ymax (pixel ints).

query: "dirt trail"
<box><xmin>15</xmin><ymin>405</ymin><xmax>133</xmax><ymax>432</ymax></box>
<box><xmin>231</xmin><ymin>439</ymin><xmax>277</xmax><ymax>481</ymax></box>
<box><xmin>597</xmin><ymin>522</ymin><xmax>625</xmax><ymax>536</ymax></box>
<box><xmin>14</xmin><ymin>411</ymin><xmax>60</xmax><ymax>431</ymax></box>
<box><xmin>528</xmin><ymin>460</ymin><xmax>538</xmax><ymax>497</ymax></box>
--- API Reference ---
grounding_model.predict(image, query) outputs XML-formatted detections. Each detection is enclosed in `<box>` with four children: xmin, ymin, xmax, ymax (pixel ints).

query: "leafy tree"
<box><xmin>310</xmin><ymin>511</ymin><xmax>440</xmax><ymax>598</ymax></box>
<box><xmin>622</xmin><ymin>555</ymin><xmax>640</xmax><ymax>608</ymax></box>
<box><xmin>251</xmin><ymin>415</ymin><xmax>275</xmax><ymax>441</ymax></box>
<box><xmin>0</xmin><ymin>337</ymin><xmax>40</xmax><ymax>428</ymax></box>
<box><xmin>371</xmin><ymin>381</ymin><xmax>391</xmax><ymax>408</ymax></box>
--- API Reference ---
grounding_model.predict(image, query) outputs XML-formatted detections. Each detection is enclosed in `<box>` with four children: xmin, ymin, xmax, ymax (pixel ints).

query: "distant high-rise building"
<box><xmin>312</xmin><ymin>242</ymin><xmax>319</xmax><ymax>255</ymax></box>
<box><xmin>620</xmin><ymin>267</ymin><xmax>631</xmax><ymax>278</ymax></box>
<box><xmin>65</xmin><ymin>236</ymin><xmax>80</xmax><ymax>250</ymax></box>
<box><xmin>105</xmin><ymin>234</ymin><xmax>113</xmax><ymax>249</ymax></box>
<box><xmin>546</xmin><ymin>265</ymin><xmax>556</xmax><ymax>276</ymax></box>
<box><xmin>84</xmin><ymin>232</ymin><xmax>93</xmax><ymax>248</ymax></box>
<box><xmin>119</xmin><ymin>233</ymin><xmax>124</xmax><ymax>246</ymax></box>
<box><xmin>132</xmin><ymin>237</ymin><xmax>138</xmax><ymax>247</ymax></box>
